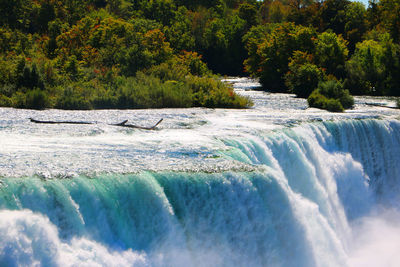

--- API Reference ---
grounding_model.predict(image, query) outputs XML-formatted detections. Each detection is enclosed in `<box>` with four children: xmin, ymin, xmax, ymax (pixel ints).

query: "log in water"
<box><xmin>29</xmin><ymin>118</ymin><xmax>163</xmax><ymax>130</ymax></box>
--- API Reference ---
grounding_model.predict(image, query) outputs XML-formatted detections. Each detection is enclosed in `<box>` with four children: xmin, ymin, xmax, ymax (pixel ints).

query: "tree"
<box><xmin>141</xmin><ymin>0</ymin><xmax>176</xmax><ymax>26</ymax></box>
<box><xmin>268</xmin><ymin>1</ymin><xmax>289</xmax><ymax>23</ymax></box>
<box><xmin>164</xmin><ymin>6</ymin><xmax>195</xmax><ymax>52</ymax></box>
<box><xmin>238</xmin><ymin>2</ymin><xmax>258</xmax><ymax>28</ymax></box>
<box><xmin>314</xmin><ymin>31</ymin><xmax>348</xmax><ymax>79</ymax></box>
<box><xmin>201</xmin><ymin>13</ymin><xmax>248</xmax><ymax>75</ymax></box>
<box><xmin>244</xmin><ymin>23</ymin><xmax>316</xmax><ymax>92</ymax></box>
<box><xmin>320</xmin><ymin>0</ymin><xmax>351</xmax><ymax>35</ymax></box>
<box><xmin>37</xmin><ymin>1</ymin><xmax>56</xmax><ymax>32</ymax></box>
<box><xmin>378</xmin><ymin>0</ymin><xmax>400</xmax><ymax>43</ymax></box>
<box><xmin>346</xmin><ymin>33</ymin><xmax>400</xmax><ymax>95</ymax></box>
<box><xmin>285</xmin><ymin>51</ymin><xmax>324</xmax><ymax>98</ymax></box>
<box><xmin>343</xmin><ymin>2</ymin><xmax>367</xmax><ymax>52</ymax></box>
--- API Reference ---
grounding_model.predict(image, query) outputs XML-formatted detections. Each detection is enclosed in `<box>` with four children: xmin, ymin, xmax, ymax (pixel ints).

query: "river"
<box><xmin>0</xmin><ymin>78</ymin><xmax>399</xmax><ymax>266</ymax></box>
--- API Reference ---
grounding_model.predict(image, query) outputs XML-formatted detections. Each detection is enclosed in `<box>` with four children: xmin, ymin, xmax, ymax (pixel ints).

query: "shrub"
<box><xmin>188</xmin><ymin>76</ymin><xmax>252</xmax><ymax>108</ymax></box>
<box><xmin>325</xmin><ymin>98</ymin><xmax>344</xmax><ymax>112</ymax></box>
<box><xmin>146</xmin><ymin>61</ymin><xmax>189</xmax><ymax>82</ymax></box>
<box><xmin>307</xmin><ymin>90</ymin><xmax>344</xmax><ymax>112</ymax></box>
<box><xmin>308</xmin><ymin>80</ymin><xmax>353</xmax><ymax>112</ymax></box>
<box><xmin>25</xmin><ymin>89</ymin><xmax>49</xmax><ymax>110</ymax></box>
<box><xmin>160</xmin><ymin>80</ymin><xmax>193</xmax><ymax>108</ymax></box>
<box><xmin>308</xmin><ymin>90</ymin><xmax>328</xmax><ymax>109</ymax></box>
<box><xmin>0</xmin><ymin>94</ymin><xmax>12</xmax><ymax>107</ymax></box>
<box><xmin>339</xmin><ymin>89</ymin><xmax>354</xmax><ymax>109</ymax></box>
<box><xmin>92</xmin><ymin>90</ymin><xmax>118</xmax><ymax>109</ymax></box>
<box><xmin>318</xmin><ymin>79</ymin><xmax>354</xmax><ymax>109</ymax></box>
<box><xmin>11</xmin><ymin>92</ymin><xmax>27</xmax><ymax>108</ymax></box>
<box><xmin>55</xmin><ymin>87</ymin><xmax>92</xmax><ymax>110</ymax></box>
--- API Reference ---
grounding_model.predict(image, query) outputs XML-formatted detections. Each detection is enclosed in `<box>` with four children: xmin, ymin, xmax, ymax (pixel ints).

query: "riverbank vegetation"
<box><xmin>0</xmin><ymin>1</ymin><xmax>253</xmax><ymax>109</ymax></box>
<box><xmin>0</xmin><ymin>0</ymin><xmax>399</xmax><ymax>111</ymax></box>
<box><xmin>243</xmin><ymin>0</ymin><xmax>400</xmax><ymax>111</ymax></box>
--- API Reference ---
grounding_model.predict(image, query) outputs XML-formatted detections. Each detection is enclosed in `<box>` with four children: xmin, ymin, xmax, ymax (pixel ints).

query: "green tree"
<box><xmin>378</xmin><ymin>0</ymin><xmax>400</xmax><ymax>43</ymax></box>
<box><xmin>285</xmin><ymin>51</ymin><xmax>324</xmax><ymax>98</ymax></box>
<box><xmin>320</xmin><ymin>0</ymin><xmax>351</xmax><ymax>35</ymax></box>
<box><xmin>314</xmin><ymin>31</ymin><xmax>348</xmax><ymax>78</ymax></box>
<box><xmin>238</xmin><ymin>2</ymin><xmax>258</xmax><ymax>28</ymax></box>
<box><xmin>142</xmin><ymin>0</ymin><xmax>176</xmax><ymax>26</ymax></box>
<box><xmin>37</xmin><ymin>1</ymin><xmax>56</xmax><ymax>32</ymax></box>
<box><xmin>343</xmin><ymin>2</ymin><xmax>367</xmax><ymax>52</ymax></box>
<box><xmin>201</xmin><ymin>13</ymin><xmax>247</xmax><ymax>75</ymax></box>
<box><xmin>164</xmin><ymin>6</ymin><xmax>195</xmax><ymax>51</ymax></box>
<box><xmin>244</xmin><ymin>23</ymin><xmax>316</xmax><ymax>92</ymax></box>
<box><xmin>346</xmin><ymin>33</ymin><xmax>400</xmax><ymax>95</ymax></box>
<box><xmin>25</xmin><ymin>88</ymin><xmax>49</xmax><ymax>109</ymax></box>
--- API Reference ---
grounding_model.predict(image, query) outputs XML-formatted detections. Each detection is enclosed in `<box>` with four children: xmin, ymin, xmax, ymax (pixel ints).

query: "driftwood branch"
<box><xmin>29</xmin><ymin>118</ymin><xmax>94</xmax><ymax>124</ymax></box>
<box><xmin>29</xmin><ymin>118</ymin><xmax>163</xmax><ymax>130</ymax></box>
<box><xmin>109</xmin><ymin>119</ymin><xmax>163</xmax><ymax>130</ymax></box>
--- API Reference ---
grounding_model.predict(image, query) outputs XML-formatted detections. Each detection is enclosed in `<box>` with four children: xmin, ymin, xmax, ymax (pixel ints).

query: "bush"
<box><xmin>115</xmin><ymin>74</ymin><xmax>193</xmax><ymax>109</ymax></box>
<box><xmin>325</xmin><ymin>98</ymin><xmax>344</xmax><ymax>112</ymax></box>
<box><xmin>308</xmin><ymin>79</ymin><xmax>353</xmax><ymax>112</ymax></box>
<box><xmin>25</xmin><ymin>89</ymin><xmax>49</xmax><ymax>110</ymax></box>
<box><xmin>339</xmin><ymin>89</ymin><xmax>354</xmax><ymax>109</ymax></box>
<box><xmin>0</xmin><ymin>94</ymin><xmax>12</xmax><ymax>107</ymax></box>
<box><xmin>188</xmin><ymin>76</ymin><xmax>252</xmax><ymax>108</ymax></box>
<box><xmin>141</xmin><ymin>64</ymin><xmax>252</xmax><ymax>109</ymax></box>
<box><xmin>55</xmin><ymin>87</ymin><xmax>92</xmax><ymax>110</ymax></box>
<box><xmin>318</xmin><ymin>79</ymin><xmax>354</xmax><ymax>109</ymax></box>
<box><xmin>11</xmin><ymin>92</ymin><xmax>27</xmax><ymax>108</ymax></box>
<box><xmin>92</xmin><ymin>90</ymin><xmax>118</xmax><ymax>109</ymax></box>
<box><xmin>308</xmin><ymin>90</ymin><xmax>328</xmax><ymax>109</ymax></box>
<box><xmin>307</xmin><ymin>90</ymin><xmax>345</xmax><ymax>112</ymax></box>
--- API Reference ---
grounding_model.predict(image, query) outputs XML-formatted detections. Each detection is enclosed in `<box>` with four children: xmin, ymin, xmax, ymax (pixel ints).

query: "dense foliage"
<box><xmin>308</xmin><ymin>79</ymin><xmax>354</xmax><ymax>112</ymax></box>
<box><xmin>1</xmin><ymin>0</ymin><xmax>399</xmax><ymax>112</ymax></box>
<box><xmin>243</xmin><ymin>0</ymin><xmax>400</xmax><ymax>111</ymax></box>
<box><xmin>0</xmin><ymin>0</ymin><xmax>253</xmax><ymax>109</ymax></box>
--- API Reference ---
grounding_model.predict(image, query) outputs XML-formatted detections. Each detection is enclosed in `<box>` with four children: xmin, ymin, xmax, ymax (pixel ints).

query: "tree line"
<box><xmin>244</xmin><ymin>0</ymin><xmax>400</xmax><ymax>111</ymax></box>
<box><xmin>0</xmin><ymin>0</ymin><xmax>399</xmax><ymax>111</ymax></box>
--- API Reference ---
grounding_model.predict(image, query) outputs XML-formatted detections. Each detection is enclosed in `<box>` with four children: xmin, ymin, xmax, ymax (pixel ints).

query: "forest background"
<box><xmin>0</xmin><ymin>0</ymin><xmax>399</xmax><ymax>112</ymax></box>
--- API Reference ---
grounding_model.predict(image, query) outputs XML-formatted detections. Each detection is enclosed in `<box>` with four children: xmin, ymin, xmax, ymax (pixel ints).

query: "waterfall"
<box><xmin>0</xmin><ymin>119</ymin><xmax>399</xmax><ymax>267</ymax></box>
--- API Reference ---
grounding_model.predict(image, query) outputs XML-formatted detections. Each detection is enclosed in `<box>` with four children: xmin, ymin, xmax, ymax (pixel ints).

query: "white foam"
<box><xmin>0</xmin><ymin>210</ymin><xmax>148</xmax><ymax>267</ymax></box>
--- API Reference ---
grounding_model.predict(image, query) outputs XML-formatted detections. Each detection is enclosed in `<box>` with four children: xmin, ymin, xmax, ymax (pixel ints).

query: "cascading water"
<box><xmin>1</xmin><ymin>79</ymin><xmax>400</xmax><ymax>267</ymax></box>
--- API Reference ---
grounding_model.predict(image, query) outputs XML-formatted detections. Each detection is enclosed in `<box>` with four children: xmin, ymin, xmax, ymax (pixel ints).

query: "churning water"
<box><xmin>0</xmin><ymin>78</ymin><xmax>399</xmax><ymax>266</ymax></box>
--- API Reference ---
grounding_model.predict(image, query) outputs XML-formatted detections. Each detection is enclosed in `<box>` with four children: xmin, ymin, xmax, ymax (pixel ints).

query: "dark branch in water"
<box><xmin>29</xmin><ymin>118</ymin><xmax>94</xmax><ymax>124</ymax></box>
<box><xmin>29</xmin><ymin>118</ymin><xmax>163</xmax><ymax>130</ymax></box>
<box><xmin>109</xmin><ymin>119</ymin><xmax>163</xmax><ymax>130</ymax></box>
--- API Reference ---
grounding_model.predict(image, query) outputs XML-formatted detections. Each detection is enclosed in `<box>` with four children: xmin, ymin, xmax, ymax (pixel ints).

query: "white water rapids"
<box><xmin>0</xmin><ymin>78</ymin><xmax>399</xmax><ymax>266</ymax></box>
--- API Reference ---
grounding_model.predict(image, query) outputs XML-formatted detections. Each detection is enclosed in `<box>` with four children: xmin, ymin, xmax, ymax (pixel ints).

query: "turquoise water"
<box><xmin>1</xmin><ymin>78</ymin><xmax>400</xmax><ymax>266</ymax></box>
<box><xmin>1</xmin><ymin>118</ymin><xmax>400</xmax><ymax>266</ymax></box>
